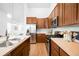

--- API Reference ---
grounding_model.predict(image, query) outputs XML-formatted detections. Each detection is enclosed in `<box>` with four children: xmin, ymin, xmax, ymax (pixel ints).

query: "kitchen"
<box><xmin>0</xmin><ymin>3</ymin><xmax>79</xmax><ymax>56</ymax></box>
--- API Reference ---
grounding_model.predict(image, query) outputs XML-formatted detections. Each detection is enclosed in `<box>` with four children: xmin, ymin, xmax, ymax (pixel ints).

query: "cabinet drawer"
<box><xmin>60</xmin><ymin>48</ymin><xmax>69</xmax><ymax>56</ymax></box>
<box><xmin>51</xmin><ymin>41</ymin><xmax>59</xmax><ymax>52</ymax></box>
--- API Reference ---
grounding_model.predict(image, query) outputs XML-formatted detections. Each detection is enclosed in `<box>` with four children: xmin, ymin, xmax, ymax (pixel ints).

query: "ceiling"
<box><xmin>27</xmin><ymin>3</ymin><xmax>51</xmax><ymax>8</ymax></box>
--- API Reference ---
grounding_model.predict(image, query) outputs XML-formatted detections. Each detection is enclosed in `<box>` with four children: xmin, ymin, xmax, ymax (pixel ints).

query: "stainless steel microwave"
<box><xmin>52</xmin><ymin>16</ymin><xmax>58</xmax><ymax>28</ymax></box>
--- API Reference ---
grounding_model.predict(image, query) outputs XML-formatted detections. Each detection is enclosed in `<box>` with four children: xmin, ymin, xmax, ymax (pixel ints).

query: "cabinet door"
<box><xmin>23</xmin><ymin>38</ymin><xmax>30</xmax><ymax>56</ymax></box>
<box><xmin>54</xmin><ymin>4</ymin><xmax>59</xmax><ymax>17</ymax></box>
<box><xmin>27</xmin><ymin>17</ymin><xmax>32</xmax><ymax>24</ymax></box>
<box><xmin>71</xmin><ymin>4</ymin><xmax>77</xmax><ymax>24</ymax></box>
<box><xmin>44</xmin><ymin>18</ymin><xmax>49</xmax><ymax>28</ymax></box>
<box><xmin>10</xmin><ymin>38</ymin><xmax>30</xmax><ymax>56</ymax></box>
<box><xmin>64</xmin><ymin>3</ymin><xmax>71</xmax><ymax>25</ymax></box>
<box><xmin>48</xmin><ymin>18</ymin><xmax>52</xmax><ymax>28</ymax></box>
<box><xmin>77</xmin><ymin>4</ymin><xmax>79</xmax><ymax>23</ymax></box>
<box><xmin>32</xmin><ymin>17</ymin><xmax>37</xmax><ymax>24</ymax></box>
<box><xmin>10</xmin><ymin>44</ymin><xmax>23</xmax><ymax>56</ymax></box>
<box><xmin>60</xmin><ymin>48</ymin><xmax>69</xmax><ymax>56</ymax></box>
<box><xmin>59</xmin><ymin>3</ymin><xmax>64</xmax><ymax>26</ymax></box>
<box><xmin>64</xmin><ymin>3</ymin><xmax>77</xmax><ymax>25</ymax></box>
<box><xmin>27</xmin><ymin>17</ymin><xmax>37</xmax><ymax>24</ymax></box>
<box><xmin>37</xmin><ymin>18</ymin><xmax>45</xmax><ymax>28</ymax></box>
<box><xmin>37</xmin><ymin>34</ymin><xmax>47</xmax><ymax>43</ymax></box>
<box><xmin>51</xmin><ymin>40</ymin><xmax>59</xmax><ymax>56</ymax></box>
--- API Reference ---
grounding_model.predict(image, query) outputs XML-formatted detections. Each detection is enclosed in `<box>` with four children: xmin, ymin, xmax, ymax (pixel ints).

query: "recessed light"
<box><xmin>7</xmin><ymin>13</ymin><xmax>12</xmax><ymax>18</ymax></box>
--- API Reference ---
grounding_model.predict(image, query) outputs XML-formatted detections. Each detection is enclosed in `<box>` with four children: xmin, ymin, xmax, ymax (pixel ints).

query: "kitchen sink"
<box><xmin>0</xmin><ymin>35</ymin><xmax>24</xmax><ymax>47</ymax></box>
<box><xmin>0</xmin><ymin>41</ymin><xmax>13</xmax><ymax>47</ymax></box>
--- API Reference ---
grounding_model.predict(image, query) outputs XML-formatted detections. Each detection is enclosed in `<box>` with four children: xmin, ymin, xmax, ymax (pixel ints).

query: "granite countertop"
<box><xmin>0</xmin><ymin>35</ymin><xmax>30</xmax><ymax>56</ymax></box>
<box><xmin>51</xmin><ymin>38</ymin><xmax>79</xmax><ymax>56</ymax></box>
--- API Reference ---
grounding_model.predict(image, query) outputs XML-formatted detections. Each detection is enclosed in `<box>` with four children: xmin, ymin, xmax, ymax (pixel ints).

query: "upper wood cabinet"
<box><xmin>27</xmin><ymin>17</ymin><xmax>37</xmax><ymax>24</ymax></box>
<box><xmin>37</xmin><ymin>18</ymin><xmax>45</xmax><ymax>29</ymax></box>
<box><xmin>44</xmin><ymin>18</ymin><xmax>48</xmax><ymax>28</ymax></box>
<box><xmin>48</xmin><ymin>18</ymin><xmax>52</xmax><ymax>28</ymax></box>
<box><xmin>58</xmin><ymin>3</ymin><xmax>77</xmax><ymax>26</ymax></box>
<box><xmin>77</xmin><ymin>4</ymin><xmax>79</xmax><ymax>23</ymax></box>
<box><xmin>26</xmin><ymin>17</ymin><xmax>51</xmax><ymax>29</ymax></box>
<box><xmin>58</xmin><ymin>3</ymin><xmax>64</xmax><ymax>26</ymax></box>
<box><xmin>44</xmin><ymin>18</ymin><xmax>52</xmax><ymax>28</ymax></box>
<box><xmin>63</xmin><ymin>3</ymin><xmax>77</xmax><ymax>25</ymax></box>
<box><xmin>54</xmin><ymin>4</ymin><xmax>59</xmax><ymax>17</ymax></box>
<box><xmin>48</xmin><ymin>3</ymin><xmax>78</xmax><ymax>27</ymax></box>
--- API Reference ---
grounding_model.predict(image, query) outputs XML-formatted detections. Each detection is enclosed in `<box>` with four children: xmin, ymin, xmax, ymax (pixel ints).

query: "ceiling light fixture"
<box><xmin>7</xmin><ymin>13</ymin><xmax>12</xmax><ymax>18</ymax></box>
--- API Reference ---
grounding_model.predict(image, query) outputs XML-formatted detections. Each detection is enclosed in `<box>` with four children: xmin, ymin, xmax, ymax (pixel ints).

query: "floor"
<box><xmin>29</xmin><ymin>43</ymin><xmax>48</xmax><ymax>56</ymax></box>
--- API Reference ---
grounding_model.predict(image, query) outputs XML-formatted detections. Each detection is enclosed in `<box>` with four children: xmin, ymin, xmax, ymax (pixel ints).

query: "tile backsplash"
<box><xmin>52</xmin><ymin>26</ymin><xmax>79</xmax><ymax>32</ymax></box>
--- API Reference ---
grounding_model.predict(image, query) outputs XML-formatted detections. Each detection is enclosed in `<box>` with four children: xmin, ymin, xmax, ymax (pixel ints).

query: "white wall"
<box><xmin>11</xmin><ymin>3</ymin><xmax>28</xmax><ymax>24</ymax></box>
<box><xmin>0</xmin><ymin>3</ymin><xmax>28</xmax><ymax>35</ymax></box>
<box><xmin>27</xmin><ymin>3</ymin><xmax>57</xmax><ymax>18</ymax></box>
<box><xmin>0</xmin><ymin>3</ymin><xmax>13</xmax><ymax>36</ymax></box>
<box><xmin>27</xmin><ymin>8</ymin><xmax>51</xmax><ymax>18</ymax></box>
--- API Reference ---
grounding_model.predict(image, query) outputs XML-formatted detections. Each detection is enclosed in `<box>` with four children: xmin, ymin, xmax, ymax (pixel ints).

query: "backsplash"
<box><xmin>52</xmin><ymin>26</ymin><xmax>79</xmax><ymax>32</ymax></box>
<box><xmin>52</xmin><ymin>26</ymin><xmax>79</xmax><ymax>42</ymax></box>
<box><xmin>37</xmin><ymin>29</ymin><xmax>52</xmax><ymax>34</ymax></box>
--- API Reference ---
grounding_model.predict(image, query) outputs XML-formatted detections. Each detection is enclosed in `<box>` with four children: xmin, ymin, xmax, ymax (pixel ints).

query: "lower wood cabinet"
<box><xmin>36</xmin><ymin>34</ymin><xmax>47</xmax><ymax>43</ymax></box>
<box><xmin>51</xmin><ymin>40</ymin><xmax>69</xmax><ymax>56</ymax></box>
<box><xmin>6</xmin><ymin>37</ymin><xmax>30</xmax><ymax>56</ymax></box>
<box><xmin>51</xmin><ymin>40</ymin><xmax>59</xmax><ymax>56</ymax></box>
<box><xmin>51</xmin><ymin>48</ymin><xmax>59</xmax><ymax>56</ymax></box>
<box><xmin>60</xmin><ymin>48</ymin><xmax>69</xmax><ymax>56</ymax></box>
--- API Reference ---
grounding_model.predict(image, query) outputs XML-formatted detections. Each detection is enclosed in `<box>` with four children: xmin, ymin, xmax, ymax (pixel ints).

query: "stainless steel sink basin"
<box><xmin>0</xmin><ymin>41</ymin><xmax>13</xmax><ymax>47</ymax></box>
<box><xmin>0</xmin><ymin>36</ymin><xmax>22</xmax><ymax>47</ymax></box>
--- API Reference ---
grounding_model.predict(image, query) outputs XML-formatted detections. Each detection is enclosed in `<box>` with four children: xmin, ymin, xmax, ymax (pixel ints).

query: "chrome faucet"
<box><xmin>5</xmin><ymin>30</ymin><xmax>9</xmax><ymax>46</ymax></box>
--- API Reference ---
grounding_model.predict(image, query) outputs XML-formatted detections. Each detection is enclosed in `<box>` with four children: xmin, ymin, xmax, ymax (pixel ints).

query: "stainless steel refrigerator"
<box><xmin>29</xmin><ymin>24</ymin><xmax>36</xmax><ymax>44</ymax></box>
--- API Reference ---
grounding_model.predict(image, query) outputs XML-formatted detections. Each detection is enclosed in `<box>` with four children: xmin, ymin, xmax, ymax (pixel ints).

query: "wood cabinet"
<box><xmin>48</xmin><ymin>3</ymin><xmax>78</xmax><ymax>27</ymax></box>
<box><xmin>77</xmin><ymin>4</ymin><xmax>79</xmax><ymax>23</ymax></box>
<box><xmin>37</xmin><ymin>18</ymin><xmax>45</xmax><ymax>29</ymax></box>
<box><xmin>51</xmin><ymin>40</ymin><xmax>69</xmax><ymax>56</ymax></box>
<box><xmin>48</xmin><ymin>18</ymin><xmax>52</xmax><ymax>28</ymax></box>
<box><xmin>60</xmin><ymin>48</ymin><xmax>69</xmax><ymax>56</ymax></box>
<box><xmin>36</xmin><ymin>34</ymin><xmax>47</xmax><ymax>43</ymax></box>
<box><xmin>44</xmin><ymin>18</ymin><xmax>52</xmax><ymax>28</ymax></box>
<box><xmin>7</xmin><ymin>37</ymin><xmax>30</xmax><ymax>56</ymax></box>
<box><xmin>58</xmin><ymin>3</ymin><xmax>77</xmax><ymax>26</ymax></box>
<box><xmin>58</xmin><ymin>3</ymin><xmax>64</xmax><ymax>26</ymax></box>
<box><xmin>54</xmin><ymin>4</ymin><xmax>59</xmax><ymax>17</ymax></box>
<box><xmin>51</xmin><ymin>40</ymin><xmax>59</xmax><ymax>56</ymax></box>
<box><xmin>27</xmin><ymin>17</ymin><xmax>37</xmax><ymax>24</ymax></box>
<box><xmin>27</xmin><ymin>17</ymin><xmax>51</xmax><ymax>28</ymax></box>
<box><xmin>44</xmin><ymin>18</ymin><xmax>48</xmax><ymax>28</ymax></box>
<box><xmin>49</xmin><ymin>9</ymin><xmax>55</xmax><ymax>19</ymax></box>
<box><xmin>63</xmin><ymin>3</ymin><xmax>77</xmax><ymax>25</ymax></box>
<box><xmin>22</xmin><ymin>38</ymin><xmax>30</xmax><ymax>56</ymax></box>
